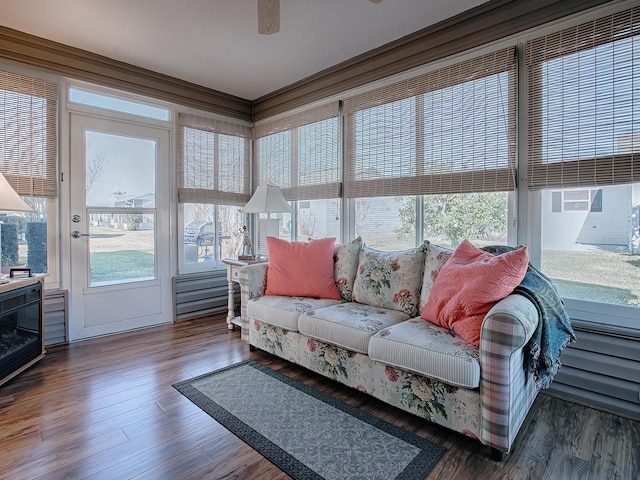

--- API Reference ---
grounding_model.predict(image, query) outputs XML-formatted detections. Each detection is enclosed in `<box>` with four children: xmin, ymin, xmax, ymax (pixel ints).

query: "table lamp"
<box><xmin>240</xmin><ymin>185</ymin><xmax>292</xmax><ymax>259</ymax></box>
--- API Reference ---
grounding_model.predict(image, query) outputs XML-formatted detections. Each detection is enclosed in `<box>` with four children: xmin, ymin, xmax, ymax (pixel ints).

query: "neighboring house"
<box><xmin>112</xmin><ymin>193</ymin><xmax>155</xmax><ymax>230</ymax></box>
<box><xmin>114</xmin><ymin>192</ymin><xmax>155</xmax><ymax>209</ymax></box>
<box><xmin>542</xmin><ymin>130</ymin><xmax>639</xmax><ymax>252</ymax></box>
<box><xmin>542</xmin><ymin>185</ymin><xmax>633</xmax><ymax>250</ymax></box>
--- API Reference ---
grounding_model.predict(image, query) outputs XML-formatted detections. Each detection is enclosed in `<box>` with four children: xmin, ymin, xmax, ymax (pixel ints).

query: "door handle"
<box><xmin>71</xmin><ymin>231</ymin><xmax>91</xmax><ymax>239</ymax></box>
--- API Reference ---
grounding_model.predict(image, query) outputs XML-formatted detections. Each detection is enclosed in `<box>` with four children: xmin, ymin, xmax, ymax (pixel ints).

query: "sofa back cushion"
<box><xmin>421</xmin><ymin>239</ymin><xmax>529</xmax><ymax>347</ymax></box>
<box><xmin>419</xmin><ymin>241</ymin><xmax>454</xmax><ymax>311</ymax></box>
<box><xmin>265</xmin><ymin>237</ymin><xmax>341</xmax><ymax>300</ymax></box>
<box><xmin>333</xmin><ymin>236</ymin><xmax>363</xmax><ymax>301</ymax></box>
<box><xmin>352</xmin><ymin>244</ymin><xmax>427</xmax><ymax>317</ymax></box>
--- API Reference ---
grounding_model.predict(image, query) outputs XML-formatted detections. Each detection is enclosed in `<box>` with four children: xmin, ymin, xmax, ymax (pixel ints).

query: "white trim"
<box><xmin>565</xmin><ymin>298</ymin><xmax>639</xmax><ymax>331</ymax></box>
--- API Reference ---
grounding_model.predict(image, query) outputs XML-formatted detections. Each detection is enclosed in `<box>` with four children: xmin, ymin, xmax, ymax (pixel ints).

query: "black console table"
<box><xmin>0</xmin><ymin>276</ymin><xmax>45</xmax><ymax>387</ymax></box>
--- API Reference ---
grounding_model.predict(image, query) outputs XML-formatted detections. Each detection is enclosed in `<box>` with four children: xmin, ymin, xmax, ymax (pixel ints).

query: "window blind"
<box><xmin>527</xmin><ymin>6</ymin><xmax>640</xmax><ymax>190</ymax></box>
<box><xmin>0</xmin><ymin>70</ymin><xmax>58</xmax><ymax>199</ymax></box>
<box><xmin>254</xmin><ymin>102</ymin><xmax>340</xmax><ymax>201</ymax></box>
<box><xmin>177</xmin><ymin>113</ymin><xmax>252</xmax><ymax>206</ymax></box>
<box><xmin>343</xmin><ymin>47</ymin><xmax>517</xmax><ymax>198</ymax></box>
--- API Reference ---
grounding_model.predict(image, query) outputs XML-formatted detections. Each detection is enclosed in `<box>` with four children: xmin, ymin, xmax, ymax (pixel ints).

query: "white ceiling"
<box><xmin>0</xmin><ymin>0</ymin><xmax>488</xmax><ymax>100</ymax></box>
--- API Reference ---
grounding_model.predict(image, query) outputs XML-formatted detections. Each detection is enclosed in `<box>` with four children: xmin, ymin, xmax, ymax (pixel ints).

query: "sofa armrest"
<box><xmin>479</xmin><ymin>293</ymin><xmax>539</xmax><ymax>454</ymax></box>
<box><xmin>236</xmin><ymin>263</ymin><xmax>269</xmax><ymax>342</ymax></box>
<box><xmin>481</xmin><ymin>294</ymin><xmax>538</xmax><ymax>351</ymax></box>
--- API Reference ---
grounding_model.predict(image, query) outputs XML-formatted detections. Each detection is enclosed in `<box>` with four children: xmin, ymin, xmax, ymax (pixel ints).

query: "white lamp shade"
<box><xmin>0</xmin><ymin>172</ymin><xmax>34</xmax><ymax>213</ymax></box>
<box><xmin>242</xmin><ymin>185</ymin><xmax>293</xmax><ymax>214</ymax></box>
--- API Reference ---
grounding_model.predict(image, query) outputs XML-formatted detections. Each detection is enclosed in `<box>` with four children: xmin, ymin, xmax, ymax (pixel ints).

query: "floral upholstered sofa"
<box><xmin>237</xmin><ymin>237</ymin><xmax>567</xmax><ymax>460</ymax></box>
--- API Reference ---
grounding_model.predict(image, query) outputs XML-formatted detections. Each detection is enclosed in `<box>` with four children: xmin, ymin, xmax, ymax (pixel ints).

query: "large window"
<box><xmin>0</xmin><ymin>70</ymin><xmax>57</xmax><ymax>280</ymax></box>
<box><xmin>344</xmin><ymin>47</ymin><xmax>516</xmax><ymax>199</ymax></box>
<box><xmin>528</xmin><ymin>8</ymin><xmax>640</xmax><ymax>313</ymax></box>
<box><xmin>254</xmin><ymin>103</ymin><xmax>340</xmax><ymax>242</ymax></box>
<box><xmin>343</xmin><ymin>48</ymin><xmax>516</xmax><ymax>247</ymax></box>
<box><xmin>177</xmin><ymin>113</ymin><xmax>251</xmax><ymax>270</ymax></box>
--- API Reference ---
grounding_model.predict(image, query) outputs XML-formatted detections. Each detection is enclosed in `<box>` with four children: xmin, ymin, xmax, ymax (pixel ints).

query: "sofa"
<box><xmin>237</xmin><ymin>237</ymin><xmax>557</xmax><ymax>460</ymax></box>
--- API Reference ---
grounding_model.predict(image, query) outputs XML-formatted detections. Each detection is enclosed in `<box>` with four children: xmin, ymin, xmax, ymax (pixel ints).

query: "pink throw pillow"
<box><xmin>421</xmin><ymin>240</ymin><xmax>529</xmax><ymax>347</ymax></box>
<box><xmin>265</xmin><ymin>237</ymin><xmax>341</xmax><ymax>300</ymax></box>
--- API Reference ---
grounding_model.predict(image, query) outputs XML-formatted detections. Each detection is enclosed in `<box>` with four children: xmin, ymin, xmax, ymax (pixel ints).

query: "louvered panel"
<box><xmin>553</xmin><ymin>366</ymin><xmax>639</xmax><ymax>404</ymax></box>
<box><xmin>44</xmin><ymin>290</ymin><xmax>67</xmax><ymax>346</ymax></box>
<box><xmin>565</xmin><ymin>329</ymin><xmax>640</xmax><ymax>361</ymax></box>
<box><xmin>548</xmin><ymin>324</ymin><xmax>640</xmax><ymax>421</ymax></box>
<box><xmin>546</xmin><ymin>383</ymin><xmax>640</xmax><ymax>420</ymax></box>
<box><xmin>558</xmin><ymin>348</ymin><xmax>639</xmax><ymax>383</ymax></box>
<box><xmin>172</xmin><ymin>270</ymin><xmax>236</xmax><ymax>322</ymax></box>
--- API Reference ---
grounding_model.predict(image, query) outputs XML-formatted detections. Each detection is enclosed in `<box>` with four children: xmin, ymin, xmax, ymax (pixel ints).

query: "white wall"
<box><xmin>542</xmin><ymin>185</ymin><xmax>632</xmax><ymax>250</ymax></box>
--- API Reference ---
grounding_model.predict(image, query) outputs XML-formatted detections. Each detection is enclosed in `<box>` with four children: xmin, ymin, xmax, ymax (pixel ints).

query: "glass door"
<box><xmin>68</xmin><ymin>113</ymin><xmax>171</xmax><ymax>340</ymax></box>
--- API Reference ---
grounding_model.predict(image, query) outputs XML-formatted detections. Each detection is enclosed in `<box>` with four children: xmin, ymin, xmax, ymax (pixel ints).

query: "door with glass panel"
<box><xmin>68</xmin><ymin>113</ymin><xmax>171</xmax><ymax>340</ymax></box>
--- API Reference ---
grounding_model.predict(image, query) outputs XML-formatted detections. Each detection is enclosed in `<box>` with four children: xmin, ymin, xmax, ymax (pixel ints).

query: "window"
<box><xmin>177</xmin><ymin>113</ymin><xmax>251</xmax><ymax>269</ymax></box>
<box><xmin>528</xmin><ymin>7</ymin><xmax>640</xmax><ymax>314</ymax></box>
<box><xmin>541</xmin><ymin>184</ymin><xmax>640</xmax><ymax>308</ymax></box>
<box><xmin>254</xmin><ymin>103</ymin><xmax>340</xmax><ymax>241</ymax></box>
<box><xmin>69</xmin><ymin>87</ymin><xmax>170</xmax><ymax>121</ymax></box>
<box><xmin>0</xmin><ymin>70</ymin><xmax>57</xmax><ymax>279</ymax></box>
<box><xmin>551</xmin><ymin>189</ymin><xmax>603</xmax><ymax>213</ymax></box>
<box><xmin>343</xmin><ymin>48</ymin><xmax>516</xmax><ymax>247</ymax></box>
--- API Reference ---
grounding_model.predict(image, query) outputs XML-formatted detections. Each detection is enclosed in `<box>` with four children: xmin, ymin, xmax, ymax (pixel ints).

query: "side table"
<box><xmin>222</xmin><ymin>258</ymin><xmax>267</xmax><ymax>330</ymax></box>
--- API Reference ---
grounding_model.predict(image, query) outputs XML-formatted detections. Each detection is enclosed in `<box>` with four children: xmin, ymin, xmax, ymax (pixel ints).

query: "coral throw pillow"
<box><xmin>265</xmin><ymin>237</ymin><xmax>341</xmax><ymax>300</ymax></box>
<box><xmin>421</xmin><ymin>240</ymin><xmax>529</xmax><ymax>347</ymax></box>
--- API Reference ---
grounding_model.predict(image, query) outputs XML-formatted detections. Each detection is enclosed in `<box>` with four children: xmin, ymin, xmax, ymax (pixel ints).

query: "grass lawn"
<box><xmin>90</xmin><ymin>250</ymin><xmax>155</xmax><ymax>284</ymax></box>
<box><xmin>543</xmin><ymin>249</ymin><xmax>640</xmax><ymax>306</ymax></box>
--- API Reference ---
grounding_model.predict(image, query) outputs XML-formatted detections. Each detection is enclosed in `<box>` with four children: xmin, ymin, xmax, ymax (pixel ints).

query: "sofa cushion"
<box><xmin>419</xmin><ymin>241</ymin><xmax>453</xmax><ymax>311</ymax></box>
<box><xmin>369</xmin><ymin>318</ymin><xmax>480</xmax><ymax>388</ymax></box>
<box><xmin>421</xmin><ymin>240</ymin><xmax>529</xmax><ymax>347</ymax></box>
<box><xmin>265</xmin><ymin>237</ymin><xmax>341</xmax><ymax>300</ymax></box>
<box><xmin>352</xmin><ymin>244</ymin><xmax>427</xmax><ymax>317</ymax></box>
<box><xmin>247</xmin><ymin>296</ymin><xmax>343</xmax><ymax>332</ymax></box>
<box><xmin>333</xmin><ymin>236</ymin><xmax>363</xmax><ymax>301</ymax></box>
<box><xmin>298</xmin><ymin>303</ymin><xmax>410</xmax><ymax>354</ymax></box>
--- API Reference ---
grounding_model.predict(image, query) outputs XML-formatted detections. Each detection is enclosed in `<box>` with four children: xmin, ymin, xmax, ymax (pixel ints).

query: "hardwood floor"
<box><xmin>0</xmin><ymin>315</ymin><xmax>637</xmax><ymax>480</ymax></box>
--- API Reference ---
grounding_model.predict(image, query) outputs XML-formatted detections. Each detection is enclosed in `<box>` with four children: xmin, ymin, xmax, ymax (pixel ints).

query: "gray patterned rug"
<box><xmin>173</xmin><ymin>360</ymin><xmax>445</xmax><ymax>480</ymax></box>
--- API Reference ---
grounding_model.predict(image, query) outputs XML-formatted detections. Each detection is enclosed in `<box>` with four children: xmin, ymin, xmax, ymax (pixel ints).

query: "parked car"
<box><xmin>184</xmin><ymin>221</ymin><xmax>215</xmax><ymax>246</ymax></box>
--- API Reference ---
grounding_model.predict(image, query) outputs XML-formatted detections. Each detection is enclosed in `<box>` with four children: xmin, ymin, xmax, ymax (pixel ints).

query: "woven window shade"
<box><xmin>254</xmin><ymin>102</ymin><xmax>340</xmax><ymax>201</ymax></box>
<box><xmin>343</xmin><ymin>47</ymin><xmax>517</xmax><ymax>198</ymax></box>
<box><xmin>177</xmin><ymin>113</ymin><xmax>252</xmax><ymax>206</ymax></box>
<box><xmin>0</xmin><ymin>70</ymin><xmax>58</xmax><ymax>199</ymax></box>
<box><xmin>527</xmin><ymin>7</ymin><xmax>640</xmax><ymax>190</ymax></box>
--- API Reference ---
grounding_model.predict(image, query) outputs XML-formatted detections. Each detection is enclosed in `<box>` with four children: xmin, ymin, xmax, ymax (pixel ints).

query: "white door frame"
<box><xmin>66</xmin><ymin>112</ymin><xmax>172</xmax><ymax>341</ymax></box>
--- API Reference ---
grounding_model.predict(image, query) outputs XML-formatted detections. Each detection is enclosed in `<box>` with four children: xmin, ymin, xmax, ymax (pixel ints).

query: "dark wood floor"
<box><xmin>0</xmin><ymin>315</ymin><xmax>638</xmax><ymax>480</ymax></box>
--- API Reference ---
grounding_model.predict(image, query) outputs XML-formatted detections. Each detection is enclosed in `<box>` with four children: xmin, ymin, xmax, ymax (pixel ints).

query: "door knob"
<box><xmin>71</xmin><ymin>231</ymin><xmax>90</xmax><ymax>239</ymax></box>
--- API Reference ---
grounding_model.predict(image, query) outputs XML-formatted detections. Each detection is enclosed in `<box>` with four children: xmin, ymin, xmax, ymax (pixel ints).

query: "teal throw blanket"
<box><xmin>482</xmin><ymin>245</ymin><xmax>576</xmax><ymax>390</ymax></box>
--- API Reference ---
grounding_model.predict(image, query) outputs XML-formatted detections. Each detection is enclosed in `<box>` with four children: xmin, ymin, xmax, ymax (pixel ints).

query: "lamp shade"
<box><xmin>242</xmin><ymin>185</ymin><xmax>293</xmax><ymax>214</ymax></box>
<box><xmin>0</xmin><ymin>172</ymin><xmax>34</xmax><ymax>213</ymax></box>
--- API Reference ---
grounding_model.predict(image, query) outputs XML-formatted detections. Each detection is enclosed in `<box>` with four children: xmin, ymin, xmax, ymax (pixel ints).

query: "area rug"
<box><xmin>173</xmin><ymin>359</ymin><xmax>445</xmax><ymax>480</ymax></box>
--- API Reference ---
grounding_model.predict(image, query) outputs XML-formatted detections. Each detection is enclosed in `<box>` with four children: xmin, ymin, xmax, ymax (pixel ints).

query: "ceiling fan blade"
<box><xmin>258</xmin><ymin>0</ymin><xmax>280</xmax><ymax>35</ymax></box>
<box><xmin>369</xmin><ymin>0</ymin><xmax>383</xmax><ymax>3</ymax></box>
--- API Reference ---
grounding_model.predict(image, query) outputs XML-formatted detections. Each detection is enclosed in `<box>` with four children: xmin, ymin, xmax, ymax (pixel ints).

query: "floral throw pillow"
<box><xmin>419</xmin><ymin>241</ymin><xmax>454</xmax><ymax>311</ymax></box>
<box><xmin>352</xmin><ymin>244</ymin><xmax>427</xmax><ymax>317</ymax></box>
<box><xmin>333</xmin><ymin>236</ymin><xmax>363</xmax><ymax>301</ymax></box>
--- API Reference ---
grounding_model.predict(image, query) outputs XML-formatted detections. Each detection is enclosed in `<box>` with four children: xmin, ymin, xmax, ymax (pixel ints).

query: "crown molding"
<box><xmin>0</xmin><ymin>25</ymin><xmax>252</xmax><ymax>121</ymax></box>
